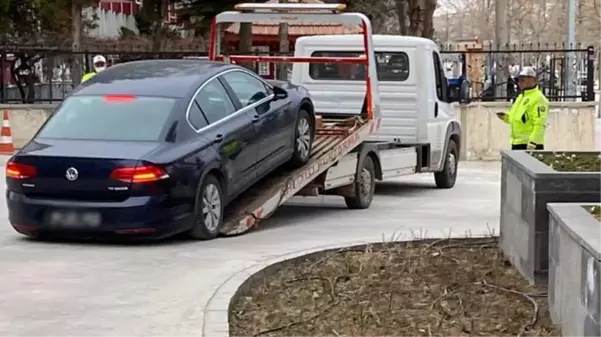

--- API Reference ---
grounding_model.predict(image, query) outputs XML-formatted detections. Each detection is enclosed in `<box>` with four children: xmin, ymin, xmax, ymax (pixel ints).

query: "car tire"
<box><xmin>434</xmin><ymin>139</ymin><xmax>458</xmax><ymax>189</ymax></box>
<box><xmin>287</xmin><ymin>109</ymin><xmax>314</xmax><ymax>168</ymax></box>
<box><xmin>187</xmin><ymin>174</ymin><xmax>224</xmax><ymax>240</ymax></box>
<box><xmin>344</xmin><ymin>156</ymin><xmax>376</xmax><ymax>209</ymax></box>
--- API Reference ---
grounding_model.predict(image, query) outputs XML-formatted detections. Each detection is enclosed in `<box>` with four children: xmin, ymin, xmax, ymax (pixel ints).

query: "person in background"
<box><xmin>81</xmin><ymin>55</ymin><xmax>107</xmax><ymax>83</ymax></box>
<box><xmin>496</xmin><ymin>66</ymin><xmax>549</xmax><ymax>150</ymax></box>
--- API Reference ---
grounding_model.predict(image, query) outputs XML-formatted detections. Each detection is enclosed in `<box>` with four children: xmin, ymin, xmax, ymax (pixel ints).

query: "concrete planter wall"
<box><xmin>500</xmin><ymin>150</ymin><xmax>601</xmax><ymax>284</ymax></box>
<box><xmin>548</xmin><ymin>203</ymin><xmax>600</xmax><ymax>337</ymax></box>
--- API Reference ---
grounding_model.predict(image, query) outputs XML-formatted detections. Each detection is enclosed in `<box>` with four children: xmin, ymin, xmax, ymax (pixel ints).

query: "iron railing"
<box><xmin>2</xmin><ymin>42</ymin><xmax>596</xmax><ymax>103</ymax></box>
<box><xmin>0</xmin><ymin>43</ymin><xmax>207</xmax><ymax>103</ymax></box>
<box><xmin>439</xmin><ymin>43</ymin><xmax>596</xmax><ymax>102</ymax></box>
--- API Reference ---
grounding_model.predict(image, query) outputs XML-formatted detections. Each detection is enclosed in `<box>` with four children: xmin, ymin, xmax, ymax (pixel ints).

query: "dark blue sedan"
<box><xmin>6</xmin><ymin>60</ymin><xmax>316</xmax><ymax>240</ymax></box>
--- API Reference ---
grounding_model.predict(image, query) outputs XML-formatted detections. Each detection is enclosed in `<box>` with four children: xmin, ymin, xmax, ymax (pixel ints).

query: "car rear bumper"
<box><xmin>6</xmin><ymin>190</ymin><xmax>192</xmax><ymax>239</ymax></box>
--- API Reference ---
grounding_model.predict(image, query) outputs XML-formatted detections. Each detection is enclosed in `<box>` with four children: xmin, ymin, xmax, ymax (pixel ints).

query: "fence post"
<box><xmin>586</xmin><ymin>46</ymin><xmax>594</xmax><ymax>102</ymax></box>
<box><xmin>84</xmin><ymin>51</ymin><xmax>90</xmax><ymax>73</ymax></box>
<box><xmin>47</xmin><ymin>53</ymin><xmax>54</xmax><ymax>104</ymax></box>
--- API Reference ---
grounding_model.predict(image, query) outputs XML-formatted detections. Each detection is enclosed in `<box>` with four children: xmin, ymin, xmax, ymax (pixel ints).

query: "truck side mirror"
<box><xmin>448</xmin><ymin>79</ymin><xmax>471</xmax><ymax>104</ymax></box>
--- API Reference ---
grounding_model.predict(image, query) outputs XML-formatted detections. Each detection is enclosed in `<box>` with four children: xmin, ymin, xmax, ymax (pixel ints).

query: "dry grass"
<box><xmin>531</xmin><ymin>152</ymin><xmax>601</xmax><ymax>172</ymax></box>
<box><xmin>229</xmin><ymin>237</ymin><xmax>560</xmax><ymax>337</ymax></box>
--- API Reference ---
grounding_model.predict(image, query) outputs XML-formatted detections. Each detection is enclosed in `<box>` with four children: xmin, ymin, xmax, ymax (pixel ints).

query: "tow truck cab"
<box><xmin>291</xmin><ymin>34</ymin><xmax>470</xmax><ymax>174</ymax></box>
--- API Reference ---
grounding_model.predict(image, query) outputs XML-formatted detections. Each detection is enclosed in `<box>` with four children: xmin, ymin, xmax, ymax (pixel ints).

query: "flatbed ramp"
<box><xmin>212</xmin><ymin>2</ymin><xmax>383</xmax><ymax>236</ymax></box>
<box><xmin>221</xmin><ymin>116</ymin><xmax>379</xmax><ymax>235</ymax></box>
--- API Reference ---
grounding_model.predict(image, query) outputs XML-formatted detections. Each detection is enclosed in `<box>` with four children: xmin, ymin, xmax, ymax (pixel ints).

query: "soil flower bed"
<box><xmin>530</xmin><ymin>151</ymin><xmax>601</xmax><ymax>172</ymax></box>
<box><xmin>229</xmin><ymin>238</ymin><xmax>560</xmax><ymax>336</ymax></box>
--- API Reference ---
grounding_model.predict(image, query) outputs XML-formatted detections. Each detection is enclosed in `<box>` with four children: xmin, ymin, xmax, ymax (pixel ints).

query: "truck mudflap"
<box><xmin>220</xmin><ymin>116</ymin><xmax>382</xmax><ymax>236</ymax></box>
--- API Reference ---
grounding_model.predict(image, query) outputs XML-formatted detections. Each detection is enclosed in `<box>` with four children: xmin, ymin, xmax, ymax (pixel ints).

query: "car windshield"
<box><xmin>37</xmin><ymin>95</ymin><xmax>176</xmax><ymax>141</ymax></box>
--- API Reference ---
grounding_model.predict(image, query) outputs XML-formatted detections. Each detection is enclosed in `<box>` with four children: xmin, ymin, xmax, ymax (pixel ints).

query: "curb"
<box><xmin>201</xmin><ymin>231</ymin><xmax>494</xmax><ymax>337</ymax></box>
<box><xmin>201</xmin><ymin>240</ymin><xmax>369</xmax><ymax>337</ymax></box>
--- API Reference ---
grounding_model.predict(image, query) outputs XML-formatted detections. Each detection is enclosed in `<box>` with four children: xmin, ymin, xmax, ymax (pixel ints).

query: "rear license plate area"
<box><xmin>46</xmin><ymin>209</ymin><xmax>102</xmax><ymax>228</ymax></box>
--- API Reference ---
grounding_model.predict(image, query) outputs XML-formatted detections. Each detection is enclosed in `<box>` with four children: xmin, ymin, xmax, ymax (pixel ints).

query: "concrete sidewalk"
<box><xmin>0</xmin><ymin>161</ymin><xmax>501</xmax><ymax>336</ymax></box>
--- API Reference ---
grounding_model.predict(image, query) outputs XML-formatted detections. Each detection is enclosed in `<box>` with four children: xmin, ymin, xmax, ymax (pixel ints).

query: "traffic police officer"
<box><xmin>81</xmin><ymin>55</ymin><xmax>107</xmax><ymax>83</ymax></box>
<box><xmin>496</xmin><ymin>66</ymin><xmax>549</xmax><ymax>150</ymax></box>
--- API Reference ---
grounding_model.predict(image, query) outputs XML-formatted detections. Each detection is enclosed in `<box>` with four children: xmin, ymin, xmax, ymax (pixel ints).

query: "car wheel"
<box><xmin>288</xmin><ymin>109</ymin><xmax>313</xmax><ymax>168</ymax></box>
<box><xmin>434</xmin><ymin>139</ymin><xmax>458</xmax><ymax>189</ymax></box>
<box><xmin>187</xmin><ymin>174</ymin><xmax>224</xmax><ymax>240</ymax></box>
<box><xmin>344</xmin><ymin>156</ymin><xmax>376</xmax><ymax>209</ymax></box>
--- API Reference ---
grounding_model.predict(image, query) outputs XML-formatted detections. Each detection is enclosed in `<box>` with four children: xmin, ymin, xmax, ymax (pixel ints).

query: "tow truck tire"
<box><xmin>187</xmin><ymin>174</ymin><xmax>224</xmax><ymax>240</ymax></box>
<box><xmin>434</xmin><ymin>139</ymin><xmax>458</xmax><ymax>189</ymax></box>
<box><xmin>344</xmin><ymin>156</ymin><xmax>376</xmax><ymax>209</ymax></box>
<box><xmin>288</xmin><ymin>109</ymin><xmax>314</xmax><ymax>168</ymax></box>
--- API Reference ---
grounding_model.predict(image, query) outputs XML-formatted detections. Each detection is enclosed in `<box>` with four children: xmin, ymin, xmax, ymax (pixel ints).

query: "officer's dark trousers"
<box><xmin>511</xmin><ymin>144</ymin><xmax>544</xmax><ymax>150</ymax></box>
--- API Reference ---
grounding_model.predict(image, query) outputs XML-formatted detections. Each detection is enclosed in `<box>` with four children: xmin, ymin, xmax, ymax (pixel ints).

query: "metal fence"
<box><xmin>0</xmin><ymin>44</ymin><xmax>208</xmax><ymax>103</ymax></box>
<box><xmin>2</xmin><ymin>42</ymin><xmax>597</xmax><ymax>104</ymax></box>
<box><xmin>439</xmin><ymin>43</ymin><xmax>596</xmax><ymax>102</ymax></box>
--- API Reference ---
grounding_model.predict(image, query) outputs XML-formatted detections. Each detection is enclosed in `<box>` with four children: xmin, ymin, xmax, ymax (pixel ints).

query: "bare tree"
<box><xmin>435</xmin><ymin>0</ymin><xmax>601</xmax><ymax>47</ymax></box>
<box><xmin>351</xmin><ymin>0</ymin><xmax>439</xmax><ymax>38</ymax></box>
<box><xmin>277</xmin><ymin>0</ymin><xmax>289</xmax><ymax>80</ymax></box>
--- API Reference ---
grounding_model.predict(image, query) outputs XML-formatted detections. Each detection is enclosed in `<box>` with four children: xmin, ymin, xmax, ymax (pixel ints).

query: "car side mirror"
<box><xmin>448</xmin><ymin>79</ymin><xmax>471</xmax><ymax>104</ymax></box>
<box><xmin>273</xmin><ymin>85</ymin><xmax>288</xmax><ymax>100</ymax></box>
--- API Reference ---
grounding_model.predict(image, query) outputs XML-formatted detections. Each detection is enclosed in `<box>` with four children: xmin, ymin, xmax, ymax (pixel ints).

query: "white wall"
<box><xmin>84</xmin><ymin>7</ymin><xmax>138</xmax><ymax>39</ymax></box>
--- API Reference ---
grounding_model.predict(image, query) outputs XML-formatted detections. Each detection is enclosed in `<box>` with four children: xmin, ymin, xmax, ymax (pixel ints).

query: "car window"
<box><xmin>188</xmin><ymin>101</ymin><xmax>209</xmax><ymax>130</ymax></box>
<box><xmin>37</xmin><ymin>95</ymin><xmax>175</xmax><ymax>141</ymax></box>
<box><xmin>195</xmin><ymin>79</ymin><xmax>236</xmax><ymax>124</ymax></box>
<box><xmin>221</xmin><ymin>71</ymin><xmax>270</xmax><ymax>106</ymax></box>
<box><xmin>309</xmin><ymin>51</ymin><xmax>410</xmax><ymax>82</ymax></box>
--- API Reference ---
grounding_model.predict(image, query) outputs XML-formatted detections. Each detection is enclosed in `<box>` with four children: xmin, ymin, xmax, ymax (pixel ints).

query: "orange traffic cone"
<box><xmin>0</xmin><ymin>110</ymin><xmax>15</xmax><ymax>154</ymax></box>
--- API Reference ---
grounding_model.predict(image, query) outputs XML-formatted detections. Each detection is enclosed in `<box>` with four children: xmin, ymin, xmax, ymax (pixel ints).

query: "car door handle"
<box><xmin>251</xmin><ymin>114</ymin><xmax>260</xmax><ymax>123</ymax></box>
<box><xmin>434</xmin><ymin>102</ymin><xmax>439</xmax><ymax>118</ymax></box>
<box><xmin>214</xmin><ymin>134</ymin><xmax>224</xmax><ymax>144</ymax></box>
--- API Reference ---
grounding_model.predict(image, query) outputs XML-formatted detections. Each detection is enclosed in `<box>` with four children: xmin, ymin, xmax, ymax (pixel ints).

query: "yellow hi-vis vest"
<box><xmin>81</xmin><ymin>71</ymin><xmax>97</xmax><ymax>83</ymax></box>
<box><xmin>502</xmin><ymin>86</ymin><xmax>549</xmax><ymax>146</ymax></box>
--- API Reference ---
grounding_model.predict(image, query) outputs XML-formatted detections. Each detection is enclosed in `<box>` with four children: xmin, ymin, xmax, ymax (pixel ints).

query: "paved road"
<box><xmin>0</xmin><ymin>160</ymin><xmax>501</xmax><ymax>336</ymax></box>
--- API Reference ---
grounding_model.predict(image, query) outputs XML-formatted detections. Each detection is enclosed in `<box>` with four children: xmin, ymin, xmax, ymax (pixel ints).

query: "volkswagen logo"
<box><xmin>65</xmin><ymin>167</ymin><xmax>79</xmax><ymax>181</ymax></box>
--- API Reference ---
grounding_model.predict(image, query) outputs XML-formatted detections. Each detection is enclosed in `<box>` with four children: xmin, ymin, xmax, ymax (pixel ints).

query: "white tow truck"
<box><xmin>210</xmin><ymin>3</ymin><xmax>469</xmax><ymax>237</ymax></box>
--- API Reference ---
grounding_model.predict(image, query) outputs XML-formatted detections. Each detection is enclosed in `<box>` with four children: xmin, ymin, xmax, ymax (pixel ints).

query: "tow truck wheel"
<box><xmin>187</xmin><ymin>174</ymin><xmax>224</xmax><ymax>240</ymax></box>
<box><xmin>288</xmin><ymin>109</ymin><xmax>314</xmax><ymax>168</ymax></box>
<box><xmin>434</xmin><ymin>139</ymin><xmax>458</xmax><ymax>189</ymax></box>
<box><xmin>344</xmin><ymin>156</ymin><xmax>376</xmax><ymax>209</ymax></box>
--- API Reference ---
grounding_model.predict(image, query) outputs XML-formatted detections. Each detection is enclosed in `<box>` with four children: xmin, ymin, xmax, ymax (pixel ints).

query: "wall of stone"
<box><xmin>0</xmin><ymin>104</ymin><xmax>55</xmax><ymax>148</ymax></box>
<box><xmin>548</xmin><ymin>203</ymin><xmax>601</xmax><ymax>337</ymax></box>
<box><xmin>0</xmin><ymin>102</ymin><xmax>598</xmax><ymax>157</ymax></box>
<box><xmin>499</xmin><ymin>150</ymin><xmax>600</xmax><ymax>284</ymax></box>
<box><xmin>457</xmin><ymin>102</ymin><xmax>598</xmax><ymax>160</ymax></box>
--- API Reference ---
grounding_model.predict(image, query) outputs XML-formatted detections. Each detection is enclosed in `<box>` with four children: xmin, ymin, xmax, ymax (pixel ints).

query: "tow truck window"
<box><xmin>432</xmin><ymin>52</ymin><xmax>448</xmax><ymax>102</ymax></box>
<box><xmin>309</xmin><ymin>51</ymin><xmax>410</xmax><ymax>82</ymax></box>
<box><xmin>37</xmin><ymin>95</ymin><xmax>175</xmax><ymax>141</ymax></box>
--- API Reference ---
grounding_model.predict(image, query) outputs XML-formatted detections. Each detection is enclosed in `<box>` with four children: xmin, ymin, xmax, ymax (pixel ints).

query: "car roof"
<box><xmin>73</xmin><ymin>59</ymin><xmax>238</xmax><ymax>99</ymax></box>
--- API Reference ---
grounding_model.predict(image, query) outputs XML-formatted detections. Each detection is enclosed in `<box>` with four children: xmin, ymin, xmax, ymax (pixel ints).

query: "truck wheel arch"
<box><xmin>356</xmin><ymin>143</ymin><xmax>383</xmax><ymax>181</ymax></box>
<box><xmin>441</xmin><ymin>121</ymin><xmax>462</xmax><ymax>168</ymax></box>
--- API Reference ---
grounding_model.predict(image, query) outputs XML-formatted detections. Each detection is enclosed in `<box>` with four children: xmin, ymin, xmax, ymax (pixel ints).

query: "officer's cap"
<box><xmin>518</xmin><ymin>66</ymin><xmax>536</xmax><ymax>78</ymax></box>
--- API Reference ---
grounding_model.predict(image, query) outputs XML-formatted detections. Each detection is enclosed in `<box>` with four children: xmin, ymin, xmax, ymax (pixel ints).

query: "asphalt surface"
<box><xmin>1</xmin><ymin>116</ymin><xmax>600</xmax><ymax>335</ymax></box>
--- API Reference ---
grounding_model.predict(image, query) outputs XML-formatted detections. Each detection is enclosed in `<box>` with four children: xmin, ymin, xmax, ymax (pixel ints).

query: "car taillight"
<box><xmin>104</xmin><ymin>94</ymin><xmax>136</xmax><ymax>102</ymax></box>
<box><xmin>6</xmin><ymin>161</ymin><xmax>37</xmax><ymax>179</ymax></box>
<box><xmin>110</xmin><ymin>165</ymin><xmax>168</xmax><ymax>183</ymax></box>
